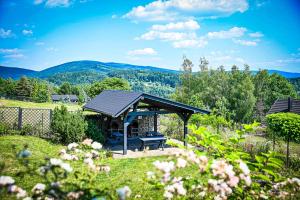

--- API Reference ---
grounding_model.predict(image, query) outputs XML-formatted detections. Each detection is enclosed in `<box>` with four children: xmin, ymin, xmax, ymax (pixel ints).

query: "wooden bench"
<box><xmin>139</xmin><ymin>137</ymin><xmax>166</xmax><ymax>151</ymax></box>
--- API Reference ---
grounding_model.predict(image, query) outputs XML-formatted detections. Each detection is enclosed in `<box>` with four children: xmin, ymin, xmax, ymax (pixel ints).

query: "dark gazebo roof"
<box><xmin>267</xmin><ymin>98</ymin><xmax>300</xmax><ymax>115</ymax></box>
<box><xmin>83</xmin><ymin>90</ymin><xmax>210</xmax><ymax>117</ymax></box>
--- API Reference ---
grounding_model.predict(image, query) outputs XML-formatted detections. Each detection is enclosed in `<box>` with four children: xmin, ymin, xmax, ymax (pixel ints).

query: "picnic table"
<box><xmin>139</xmin><ymin>136</ymin><xmax>166</xmax><ymax>151</ymax></box>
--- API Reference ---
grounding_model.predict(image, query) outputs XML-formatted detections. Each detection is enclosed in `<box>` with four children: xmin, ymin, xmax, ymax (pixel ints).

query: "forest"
<box><xmin>0</xmin><ymin>57</ymin><xmax>299</xmax><ymax>124</ymax></box>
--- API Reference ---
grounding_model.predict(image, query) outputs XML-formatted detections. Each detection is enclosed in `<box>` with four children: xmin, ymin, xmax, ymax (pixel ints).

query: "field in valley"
<box><xmin>0</xmin><ymin>99</ymin><xmax>82</xmax><ymax>111</ymax></box>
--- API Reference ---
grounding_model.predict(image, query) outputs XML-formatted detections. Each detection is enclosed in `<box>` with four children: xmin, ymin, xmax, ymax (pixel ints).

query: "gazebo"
<box><xmin>83</xmin><ymin>90</ymin><xmax>210</xmax><ymax>155</ymax></box>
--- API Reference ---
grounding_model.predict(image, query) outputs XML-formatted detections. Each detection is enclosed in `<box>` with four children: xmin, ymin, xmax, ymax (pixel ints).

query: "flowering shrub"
<box><xmin>0</xmin><ymin>138</ymin><xmax>131</xmax><ymax>200</ymax></box>
<box><xmin>147</xmin><ymin>123</ymin><xmax>300</xmax><ymax>199</ymax></box>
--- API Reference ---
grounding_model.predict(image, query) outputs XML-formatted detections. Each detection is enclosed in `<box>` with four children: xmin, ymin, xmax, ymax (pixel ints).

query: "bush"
<box><xmin>51</xmin><ymin>105</ymin><xmax>87</xmax><ymax>144</ymax></box>
<box><xmin>86</xmin><ymin>119</ymin><xmax>105</xmax><ymax>144</ymax></box>
<box><xmin>266</xmin><ymin>113</ymin><xmax>300</xmax><ymax>143</ymax></box>
<box><xmin>19</xmin><ymin>124</ymin><xmax>43</xmax><ymax>136</ymax></box>
<box><xmin>0</xmin><ymin>122</ymin><xmax>10</xmax><ymax>135</ymax></box>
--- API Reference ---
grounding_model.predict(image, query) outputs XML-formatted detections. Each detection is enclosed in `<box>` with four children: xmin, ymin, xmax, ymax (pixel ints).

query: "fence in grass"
<box><xmin>0</xmin><ymin>107</ymin><xmax>52</xmax><ymax>137</ymax></box>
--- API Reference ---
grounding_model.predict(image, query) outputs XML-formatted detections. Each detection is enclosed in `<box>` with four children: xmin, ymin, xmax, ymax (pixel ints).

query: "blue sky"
<box><xmin>0</xmin><ymin>0</ymin><xmax>300</xmax><ymax>72</ymax></box>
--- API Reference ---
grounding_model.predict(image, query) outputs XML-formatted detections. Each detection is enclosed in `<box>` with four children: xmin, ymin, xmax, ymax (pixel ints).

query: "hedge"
<box><xmin>266</xmin><ymin>112</ymin><xmax>300</xmax><ymax>143</ymax></box>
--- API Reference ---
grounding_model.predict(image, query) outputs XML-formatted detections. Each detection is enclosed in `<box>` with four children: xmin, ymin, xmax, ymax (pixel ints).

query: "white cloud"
<box><xmin>233</xmin><ymin>39</ymin><xmax>257</xmax><ymax>46</ymax></box>
<box><xmin>46</xmin><ymin>47</ymin><xmax>59</xmax><ymax>52</ymax></box>
<box><xmin>127</xmin><ymin>48</ymin><xmax>157</xmax><ymax>56</ymax></box>
<box><xmin>0</xmin><ymin>48</ymin><xmax>20</xmax><ymax>54</ymax></box>
<box><xmin>124</xmin><ymin>0</ymin><xmax>248</xmax><ymax>22</ymax></box>
<box><xmin>249</xmin><ymin>32</ymin><xmax>264</xmax><ymax>38</ymax></box>
<box><xmin>151</xmin><ymin>20</ymin><xmax>200</xmax><ymax>31</ymax></box>
<box><xmin>172</xmin><ymin>38</ymin><xmax>207</xmax><ymax>48</ymax></box>
<box><xmin>0</xmin><ymin>28</ymin><xmax>14</xmax><ymax>38</ymax></box>
<box><xmin>22</xmin><ymin>29</ymin><xmax>33</xmax><ymax>36</ymax></box>
<box><xmin>0</xmin><ymin>48</ymin><xmax>24</xmax><ymax>59</ymax></box>
<box><xmin>34</xmin><ymin>0</ymin><xmax>44</xmax><ymax>4</ymax></box>
<box><xmin>137</xmin><ymin>30</ymin><xmax>196</xmax><ymax>41</ymax></box>
<box><xmin>111</xmin><ymin>14</ymin><xmax>117</xmax><ymax>19</ymax></box>
<box><xmin>34</xmin><ymin>0</ymin><xmax>71</xmax><ymax>7</ymax></box>
<box><xmin>206</xmin><ymin>27</ymin><xmax>247</xmax><ymax>39</ymax></box>
<box><xmin>4</xmin><ymin>54</ymin><xmax>25</xmax><ymax>58</ymax></box>
<box><xmin>35</xmin><ymin>42</ymin><xmax>45</xmax><ymax>46</ymax></box>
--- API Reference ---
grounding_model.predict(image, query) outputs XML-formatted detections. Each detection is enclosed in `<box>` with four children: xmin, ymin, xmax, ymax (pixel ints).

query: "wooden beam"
<box><xmin>180</xmin><ymin>113</ymin><xmax>192</xmax><ymax>147</ymax></box>
<box><xmin>123</xmin><ymin>122</ymin><xmax>129</xmax><ymax>155</ymax></box>
<box><xmin>154</xmin><ymin>112</ymin><xmax>158</xmax><ymax>132</ymax></box>
<box><xmin>128</xmin><ymin>110</ymin><xmax>174</xmax><ymax>117</ymax></box>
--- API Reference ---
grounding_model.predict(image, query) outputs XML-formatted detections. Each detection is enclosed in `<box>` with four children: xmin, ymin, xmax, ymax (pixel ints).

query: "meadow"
<box><xmin>0</xmin><ymin>99</ymin><xmax>82</xmax><ymax>111</ymax></box>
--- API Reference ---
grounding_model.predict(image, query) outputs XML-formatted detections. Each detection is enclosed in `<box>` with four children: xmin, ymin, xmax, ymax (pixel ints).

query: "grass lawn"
<box><xmin>0</xmin><ymin>136</ymin><xmax>199</xmax><ymax>199</ymax></box>
<box><xmin>0</xmin><ymin>99</ymin><xmax>82</xmax><ymax>111</ymax></box>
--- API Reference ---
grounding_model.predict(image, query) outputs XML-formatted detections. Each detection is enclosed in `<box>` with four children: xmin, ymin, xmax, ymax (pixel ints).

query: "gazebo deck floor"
<box><xmin>104</xmin><ymin>138</ymin><xmax>185</xmax><ymax>159</ymax></box>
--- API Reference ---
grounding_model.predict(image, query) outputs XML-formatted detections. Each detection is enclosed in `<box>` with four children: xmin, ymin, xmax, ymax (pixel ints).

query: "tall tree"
<box><xmin>199</xmin><ymin>57</ymin><xmax>209</xmax><ymax>72</ymax></box>
<box><xmin>88</xmin><ymin>77</ymin><xmax>131</xmax><ymax>98</ymax></box>
<box><xmin>58</xmin><ymin>82</ymin><xmax>72</xmax><ymax>94</ymax></box>
<box><xmin>15</xmin><ymin>76</ymin><xmax>33</xmax><ymax>99</ymax></box>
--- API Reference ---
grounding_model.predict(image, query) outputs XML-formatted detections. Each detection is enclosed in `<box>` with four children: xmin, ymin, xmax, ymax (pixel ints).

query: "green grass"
<box><xmin>0</xmin><ymin>99</ymin><xmax>82</xmax><ymax>111</ymax></box>
<box><xmin>0</xmin><ymin>136</ymin><xmax>199</xmax><ymax>199</ymax></box>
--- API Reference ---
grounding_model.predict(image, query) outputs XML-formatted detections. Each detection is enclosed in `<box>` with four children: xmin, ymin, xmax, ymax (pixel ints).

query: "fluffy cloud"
<box><xmin>22</xmin><ymin>29</ymin><xmax>33</xmax><ymax>36</ymax></box>
<box><xmin>34</xmin><ymin>0</ymin><xmax>71</xmax><ymax>8</ymax></box>
<box><xmin>233</xmin><ymin>39</ymin><xmax>257</xmax><ymax>46</ymax></box>
<box><xmin>124</xmin><ymin>0</ymin><xmax>248</xmax><ymax>21</ymax></box>
<box><xmin>4</xmin><ymin>54</ymin><xmax>25</xmax><ymax>58</ymax></box>
<box><xmin>128</xmin><ymin>48</ymin><xmax>157</xmax><ymax>56</ymax></box>
<box><xmin>0</xmin><ymin>28</ymin><xmax>14</xmax><ymax>38</ymax></box>
<box><xmin>206</xmin><ymin>27</ymin><xmax>247</xmax><ymax>39</ymax></box>
<box><xmin>0</xmin><ymin>48</ymin><xmax>20</xmax><ymax>54</ymax></box>
<box><xmin>35</xmin><ymin>42</ymin><xmax>45</xmax><ymax>46</ymax></box>
<box><xmin>0</xmin><ymin>48</ymin><xmax>24</xmax><ymax>59</ymax></box>
<box><xmin>249</xmin><ymin>32</ymin><xmax>264</xmax><ymax>38</ymax></box>
<box><xmin>137</xmin><ymin>31</ymin><xmax>196</xmax><ymax>41</ymax></box>
<box><xmin>151</xmin><ymin>20</ymin><xmax>200</xmax><ymax>31</ymax></box>
<box><xmin>46</xmin><ymin>47</ymin><xmax>59</xmax><ymax>52</ymax></box>
<box><xmin>172</xmin><ymin>38</ymin><xmax>207</xmax><ymax>48</ymax></box>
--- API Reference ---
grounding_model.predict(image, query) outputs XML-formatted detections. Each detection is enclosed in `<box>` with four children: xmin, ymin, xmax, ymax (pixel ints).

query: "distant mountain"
<box><xmin>1</xmin><ymin>60</ymin><xmax>300</xmax><ymax>80</ymax></box>
<box><xmin>256</xmin><ymin>70</ymin><xmax>300</xmax><ymax>79</ymax></box>
<box><xmin>37</xmin><ymin>60</ymin><xmax>177</xmax><ymax>78</ymax></box>
<box><xmin>0</xmin><ymin>66</ymin><xmax>37</xmax><ymax>79</ymax></box>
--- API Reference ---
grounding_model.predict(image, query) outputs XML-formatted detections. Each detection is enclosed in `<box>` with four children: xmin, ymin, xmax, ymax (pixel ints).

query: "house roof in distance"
<box><xmin>267</xmin><ymin>98</ymin><xmax>300</xmax><ymax>115</ymax></box>
<box><xmin>83</xmin><ymin>90</ymin><xmax>210</xmax><ymax>117</ymax></box>
<box><xmin>51</xmin><ymin>94</ymin><xmax>78</xmax><ymax>101</ymax></box>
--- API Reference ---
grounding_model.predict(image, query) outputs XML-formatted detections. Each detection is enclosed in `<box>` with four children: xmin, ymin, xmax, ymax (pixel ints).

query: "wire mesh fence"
<box><xmin>0</xmin><ymin>107</ymin><xmax>52</xmax><ymax>137</ymax></box>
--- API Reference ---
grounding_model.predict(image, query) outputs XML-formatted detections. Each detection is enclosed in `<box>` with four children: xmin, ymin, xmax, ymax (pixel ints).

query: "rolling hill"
<box><xmin>0</xmin><ymin>66</ymin><xmax>37</xmax><ymax>79</ymax></box>
<box><xmin>1</xmin><ymin>60</ymin><xmax>299</xmax><ymax>80</ymax></box>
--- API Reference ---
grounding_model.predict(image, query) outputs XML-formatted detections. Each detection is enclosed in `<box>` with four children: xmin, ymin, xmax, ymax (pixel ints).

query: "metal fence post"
<box><xmin>18</xmin><ymin>107</ymin><xmax>22</xmax><ymax>129</ymax></box>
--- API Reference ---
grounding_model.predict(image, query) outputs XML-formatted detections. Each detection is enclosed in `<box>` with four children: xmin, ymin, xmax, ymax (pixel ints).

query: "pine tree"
<box><xmin>15</xmin><ymin>76</ymin><xmax>33</xmax><ymax>99</ymax></box>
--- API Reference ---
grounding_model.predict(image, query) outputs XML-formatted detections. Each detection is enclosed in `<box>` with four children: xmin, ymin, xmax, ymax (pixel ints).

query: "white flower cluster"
<box><xmin>83</xmin><ymin>156</ymin><xmax>110</xmax><ymax>173</ymax></box>
<box><xmin>60</xmin><ymin>139</ymin><xmax>109</xmax><ymax>173</ymax></box>
<box><xmin>39</xmin><ymin>158</ymin><xmax>73</xmax><ymax>174</ymax></box>
<box><xmin>152</xmin><ymin>150</ymin><xmax>210</xmax><ymax>199</ymax></box>
<box><xmin>208</xmin><ymin>160</ymin><xmax>251</xmax><ymax>200</ymax></box>
<box><xmin>31</xmin><ymin>183</ymin><xmax>46</xmax><ymax>195</ymax></box>
<box><xmin>67</xmin><ymin>191</ymin><xmax>84</xmax><ymax>200</ymax></box>
<box><xmin>0</xmin><ymin>176</ymin><xmax>27</xmax><ymax>199</ymax></box>
<box><xmin>116</xmin><ymin>186</ymin><xmax>132</xmax><ymax>200</ymax></box>
<box><xmin>153</xmin><ymin>160</ymin><xmax>175</xmax><ymax>183</ymax></box>
<box><xmin>175</xmin><ymin>150</ymin><xmax>208</xmax><ymax>172</ymax></box>
<box><xmin>60</xmin><ymin>149</ymin><xmax>79</xmax><ymax>161</ymax></box>
<box><xmin>81</xmin><ymin>138</ymin><xmax>102</xmax><ymax>150</ymax></box>
<box><xmin>164</xmin><ymin>177</ymin><xmax>186</xmax><ymax>200</ymax></box>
